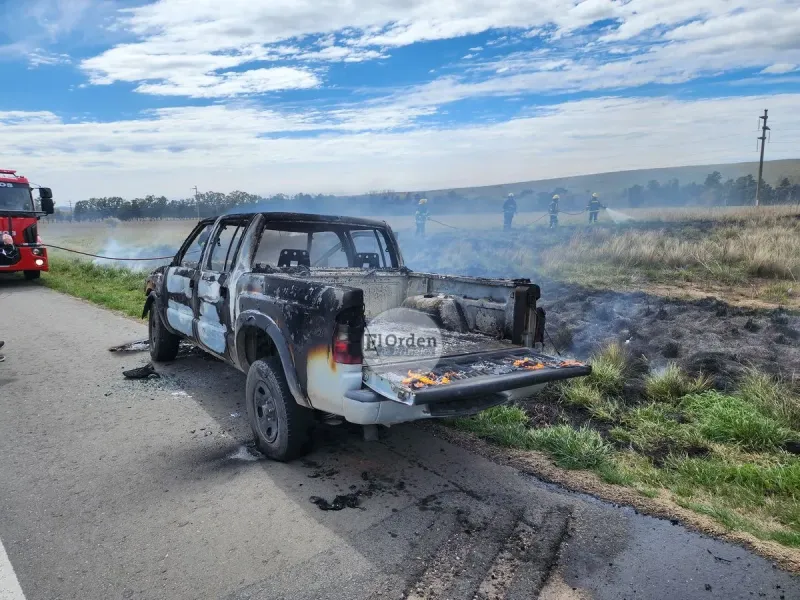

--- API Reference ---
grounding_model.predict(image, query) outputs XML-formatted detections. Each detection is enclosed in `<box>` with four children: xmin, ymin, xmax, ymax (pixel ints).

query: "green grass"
<box><xmin>527</xmin><ymin>425</ymin><xmax>612</xmax><ymax>470</ymax></box>
<box><xmin>682</xmin><ymin>391</ymin><xmax>795</xmax><ymax>451</ymax></box>
<box><xmin>738</xmin><ymin>371</ymin><xmax>800</xmax><ymax>430</ymax></box>
<box><xmin>453</xmin><ymin>405</ymin><xmax>532</xmax><ymax>449</ymax></box>
<box><xmin>452</xmin><ymin>345</ymin><xmax>800</xmax><ymax>551</ymax></box>
<box><xmin>560</xmin><ymin>343</ymin><xmax>627</xmax><ymax>422</ymax></box>
<box><xmin>611</xmin><ymin>403</ymin><xmax>707</xmax><ymax>453</ymax></box>
<box><xmin>42</xmin><ymin>257</ymin><xmax>147</xmax><ymax>319</ymax></box>
<box><xmin>645</xmin><ymin>363</ymin><xmax>710</xmax><ymax>403</ymax></box>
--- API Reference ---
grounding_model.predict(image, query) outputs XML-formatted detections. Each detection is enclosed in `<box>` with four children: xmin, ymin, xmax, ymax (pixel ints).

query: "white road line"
<box><xmin>0</xmin><ymin>537</ymin><xmax>26</xmax><ymax>600</ymax></box>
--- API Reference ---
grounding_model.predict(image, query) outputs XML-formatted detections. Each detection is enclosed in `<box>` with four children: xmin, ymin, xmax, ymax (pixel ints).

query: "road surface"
<box><xmin>0</xmin><ymin>281</ymin><xmax>796</xmax><ymax>600</ymax></box>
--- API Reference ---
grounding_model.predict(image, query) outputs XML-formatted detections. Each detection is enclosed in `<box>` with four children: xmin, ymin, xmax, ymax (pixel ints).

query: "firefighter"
<box><xmin>502</xmin><ymin>193</ymin><xmax>517</xmax><ymax>231</ymax></box>
<box><xmin>548</xmin><ymin>194</ymin><xmax>560</xmax><ymax>229</ymax></box>
<box><xmin>415</xmin><ymin>198</ymin><xmax>429</xmax><ymax>237</ymax></box>
<box><xmin>0</xmin><ymin>232</ymin><xmax>18</xmax><ymax>264</ymax></box>
<box><xmin>587</xmin><ymin>192</ymin><xmax>605</xmax><ymax>223</ymax></box>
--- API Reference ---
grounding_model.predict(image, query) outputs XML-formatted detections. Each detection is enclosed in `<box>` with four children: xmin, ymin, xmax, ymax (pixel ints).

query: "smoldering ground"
<box><xmin>402</xmin><ymin>228</ymin><xmax>800</xmax><ymax>390</ymax></box>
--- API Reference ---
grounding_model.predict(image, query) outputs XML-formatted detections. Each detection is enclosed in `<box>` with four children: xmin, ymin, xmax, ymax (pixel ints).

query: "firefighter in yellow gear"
<box><xmin>587</xmin><ymin>192</ymin><xmax>605</xmax><ymax>223</ymax></box>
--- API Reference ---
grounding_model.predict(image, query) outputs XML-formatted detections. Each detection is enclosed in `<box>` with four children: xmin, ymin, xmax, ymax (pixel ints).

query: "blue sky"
<box><xmin>1</xmin><ymin>0</ymin><xmax>799</xmax><ymax>200</ymax></box>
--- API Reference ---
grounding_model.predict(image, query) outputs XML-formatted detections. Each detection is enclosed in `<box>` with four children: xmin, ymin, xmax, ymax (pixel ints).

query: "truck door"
<box><xmin>163</xmin><ymin>221</ymin><xmax>214</xmax><ymax>340</ymax></box>
<box><xmin>194</xmin><ymin>217</ymin><xmax>248</xmax><ymax>359</ymax></box>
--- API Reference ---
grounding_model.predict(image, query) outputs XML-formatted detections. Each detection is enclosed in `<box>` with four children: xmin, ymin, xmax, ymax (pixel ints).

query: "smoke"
<box><xmin>92</xmin><ymin>239</ymin><xmax>178</xmax><ymax>272</ymax></box>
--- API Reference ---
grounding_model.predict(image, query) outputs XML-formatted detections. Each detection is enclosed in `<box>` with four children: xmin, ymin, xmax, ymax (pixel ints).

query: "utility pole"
<box><xmin>755</xmin><ymin>109</ymin><xmax>770</xmax><ymax>206</ymax></box>
<box><xmin>193</xmin><ymin>186</ymin><xmax>200</xmax><ymax>219</ymax></box>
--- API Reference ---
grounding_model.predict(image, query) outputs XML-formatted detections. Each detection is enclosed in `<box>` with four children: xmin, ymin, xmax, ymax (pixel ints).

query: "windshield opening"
<box><xmin>0</xmin><ymin>184</ymin><xmax>34</xmax><ymax>212</ymax></box>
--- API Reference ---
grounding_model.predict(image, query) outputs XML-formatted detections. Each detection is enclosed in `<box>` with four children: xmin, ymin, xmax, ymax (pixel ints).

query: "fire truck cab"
<box><xmin>0</xmin><ymin>169</ymin><xmax>55</xmax><ymax>280</ymax></box>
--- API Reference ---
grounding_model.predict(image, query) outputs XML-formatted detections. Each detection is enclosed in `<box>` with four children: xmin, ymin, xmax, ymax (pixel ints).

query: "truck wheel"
<box><xmin>149</xmin><ymin>307</ymin><xmax>180</xmax><ymax>362</ymax></box>
<box><xmin>246</xmin><ymin>357</ymin><xmax>313</xmax><ymax>461</ymax></box>
<box><xmin>24</xmin><ymin>271</ymin><xmax>41</xmax><ymax>280</ymax></box>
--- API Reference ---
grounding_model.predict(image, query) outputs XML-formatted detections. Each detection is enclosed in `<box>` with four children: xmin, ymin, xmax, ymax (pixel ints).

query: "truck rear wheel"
<box><xmin>23</xmin><ymin>271</ymin><xmax>41</xmax><ymax>280</ymax></box>
<box><xmin>246</xmin><ymin>357</ymin><xmax>313</xmax><ymax>461</ymax></box>
<box><xmin>149</xmin><ymin>306</ymin><xmax>180</xmax><ymax>362</ymax></box>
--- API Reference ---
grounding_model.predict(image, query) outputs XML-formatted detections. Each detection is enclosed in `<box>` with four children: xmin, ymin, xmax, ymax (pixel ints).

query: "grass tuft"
<box><xmin>528</xmin><ymin>425</ymin><xmax>612</xmax><ymax>470</ymax></box>
<box><xmin>645</xmin><ymin>363</ymin><xmax>710</xmax><ymax>403</ymax></box>
<box><xmin>737</xmin><ymin>371</ymin><xmax>800</xmax><ymax>431</ymax></box>
<box><xmin>587</xmin><ymin>342</ymin><xmax>627</xmax><ymax>395</ymax></box>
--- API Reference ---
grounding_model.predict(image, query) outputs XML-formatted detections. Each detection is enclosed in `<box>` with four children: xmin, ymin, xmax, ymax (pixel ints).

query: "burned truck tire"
<box><xmin>149</xmin><ymin>306</ymin><xmax>180</xmax><ymax>362</ymax></box>
<box><xmin>23</xmin><ymin>271</ymin><xmax>41</xmax><ymax>280</ymax></box>
<box><xmin>246</xmin><ymin>357</ymin><xmax>313</xmax><ymax>461</ymax></box>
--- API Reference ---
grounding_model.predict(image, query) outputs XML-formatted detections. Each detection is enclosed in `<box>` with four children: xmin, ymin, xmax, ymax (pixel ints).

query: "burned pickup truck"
<box><xmin>143</xmin><ymin>212</ymin><xmax>590</xmax><ymax>460</ymax></box>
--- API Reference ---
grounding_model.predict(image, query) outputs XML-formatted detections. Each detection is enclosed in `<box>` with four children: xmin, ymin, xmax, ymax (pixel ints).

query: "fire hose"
<box><xmin>43</xmin><ymin>244</ymin><xmax>177</xmax><ymax>261</ymax></box>
<box><xmin>427</xmin><ymin>218</ymin><xmax>462</xmax><ymax>230</ymax></box>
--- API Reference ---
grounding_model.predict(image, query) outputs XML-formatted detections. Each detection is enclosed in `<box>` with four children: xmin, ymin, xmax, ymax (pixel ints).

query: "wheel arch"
<box><xmin>235</xmin><ymin>311</ymin><xmax>311</xmax><ymax>409</ymax></box>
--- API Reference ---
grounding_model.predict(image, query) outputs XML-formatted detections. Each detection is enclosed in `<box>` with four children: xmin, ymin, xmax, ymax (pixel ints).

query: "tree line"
<box><xmin>52</xmin><ymin>172</ymin><xmax>799</xmax><ymax>222</ymax></box>
<box><xmin>623</xmin><ymin>173</ymin><xmax>800</xmax><ymax>208</ymax></box>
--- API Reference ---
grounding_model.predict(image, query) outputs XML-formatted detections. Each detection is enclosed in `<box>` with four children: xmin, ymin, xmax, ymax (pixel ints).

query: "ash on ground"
<box><xmin>543</xmin><ymin>287</ymin><xmax>799</xmax><ymax>389</ymax></box>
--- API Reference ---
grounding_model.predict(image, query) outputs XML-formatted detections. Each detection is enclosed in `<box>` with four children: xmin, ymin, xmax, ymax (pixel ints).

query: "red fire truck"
<box><xmin>0</xmin><ymin>169</ymin><xmax>55</xmax><ymax>279</ymax></box>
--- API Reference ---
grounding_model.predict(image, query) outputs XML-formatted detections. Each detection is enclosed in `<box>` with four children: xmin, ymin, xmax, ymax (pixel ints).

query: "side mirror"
<box><xmin>39</xmin><ymin>188</ymin><xmax>54</xmax><ymax>214</ymax></box>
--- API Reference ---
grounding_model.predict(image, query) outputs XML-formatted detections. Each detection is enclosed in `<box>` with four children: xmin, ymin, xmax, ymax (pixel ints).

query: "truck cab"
<box><xmin>0</xmin><ymin>169</ymin><xmax>55</xmax><ymax>280</ymax></box>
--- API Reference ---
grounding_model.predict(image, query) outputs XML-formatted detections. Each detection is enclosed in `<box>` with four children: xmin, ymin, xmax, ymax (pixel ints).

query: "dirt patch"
<box><xmin>425</xmin><ymin>423</ymin><xmax>800</xmax><ymax>573</ymax></box>
<box><xmin>635</xmin><ymin>280</ymin><xmax>800</xmax><ymax>311</ymax></box>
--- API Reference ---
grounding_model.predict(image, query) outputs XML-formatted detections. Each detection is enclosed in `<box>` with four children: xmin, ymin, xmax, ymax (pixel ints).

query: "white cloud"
<box><xmin>3</xmin><ymin>94</ymin><xmax>799</xmax><ymax>199</ymax></box>
<box><xmin>761</xmin><ymin>63</ymin><xmax>797</xmax><ymax>75</ymax></box>
<box><xmin>27</xmin><ymin>48</ymin><xmax>72</xmax><ymax>67</ymax></box>
<box><xmin>71</xmin><ymin>0</ymin><xmax>800</xmax><ymax>100</ymax></box>
<box><xmin>135</xmin><ymin>67</ymin><xmax>320</xmax><ymax>98</ymax></box>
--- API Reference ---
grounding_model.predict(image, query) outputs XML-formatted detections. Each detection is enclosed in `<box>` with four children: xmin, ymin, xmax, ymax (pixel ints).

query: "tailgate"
<box><xmin>363</xmin><ymin>347</ymin><xmax>591</xmax><ymax>405</ymax></box>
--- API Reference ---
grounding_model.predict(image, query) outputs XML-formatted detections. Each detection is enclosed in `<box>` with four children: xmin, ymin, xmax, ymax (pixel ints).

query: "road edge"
<box><xmin>424</xmin><ymin>422</ymin><xmax>800</xmax><ymax>574</ymax></box>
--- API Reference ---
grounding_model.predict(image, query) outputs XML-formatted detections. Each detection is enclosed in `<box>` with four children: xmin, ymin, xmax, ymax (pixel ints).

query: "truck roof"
<box><xmin>0</xmin><ymin>169</ymin><xmax>29</xmax><ymax>185</ymax></box>
<box><xmin>207</xmin><ymin>211</ymin><xmax>389</xmax><ymax>229</ymax></box>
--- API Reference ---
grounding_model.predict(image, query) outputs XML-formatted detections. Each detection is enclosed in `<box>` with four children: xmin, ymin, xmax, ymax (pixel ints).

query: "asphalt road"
<box><xmin>0</xmin><ymin>280</ymin><xmax>797</xmax><ymax>600</ymax></box>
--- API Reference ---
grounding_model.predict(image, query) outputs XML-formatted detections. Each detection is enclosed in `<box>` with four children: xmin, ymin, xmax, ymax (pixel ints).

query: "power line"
<box><xmin>755</xmin><ymin>109</ymin><xmax>770</xmax><ymax>207</ymax></box>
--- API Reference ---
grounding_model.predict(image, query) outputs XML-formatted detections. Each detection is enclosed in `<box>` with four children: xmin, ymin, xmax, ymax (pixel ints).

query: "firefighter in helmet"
<box><xmin>415</xmin><ymin>198</ymin><xmax>429</xmax><ymax>237</ymax></box>
<box><xmin>587</xmin><ymin>192</ymin><xmax>605</xmax><ymax>223</ymax></box>
<box><xmin>548</xmin><ymin>194</ymin><xmax>560</xmax><ymax>229</ymax></box>
<box><xmin>0</xmin><ymin>232</ymin><xmax>18</xmax><ymax>266</ymax></box>
<box><xmin>502</xmin><ymin>193</ymin><xmax>517</xmax><ymax>231</ymax></box>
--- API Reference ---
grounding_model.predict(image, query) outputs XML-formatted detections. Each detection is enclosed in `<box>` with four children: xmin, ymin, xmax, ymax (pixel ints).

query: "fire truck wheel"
<box><xmin>149</xmin><ymin>307</ymin><xmax>180</xmax><ymax>362</ymax></box>
<box><xmin>23</xmin><ymin>271</ymin><xmax>41</xmax><ymax>280</ymax></box>
<box><xmin>246</xmin><ymin>357</ymin><xmax>313</xmax><ymax>461</ymax></box>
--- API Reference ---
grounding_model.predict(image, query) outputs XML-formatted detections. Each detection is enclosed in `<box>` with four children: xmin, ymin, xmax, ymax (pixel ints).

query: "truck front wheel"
<box><xmin>149</xmin><ymin>306</ymin><xmax>180</xmax><ymax>362</ymax></box>
<box><xmin>246</xmin><ymin>357</ymin><xmax>313</xmax><ymax>461</ymax></box>
<box><xmin>23</xmin><ymin>271</ymin><xmax>41</xmax><ymax>280</ymax></box>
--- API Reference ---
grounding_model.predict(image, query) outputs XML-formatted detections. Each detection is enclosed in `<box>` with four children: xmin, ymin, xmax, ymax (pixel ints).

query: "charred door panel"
<box><xmin>194</xmin><ymin>218</ymin><xmax>248</xmax><ymax>359</ymax></box>
<box><xmin>165</xmin><ymin>266</ymin><xmax>197</xmax><ymax>338</ymax></box>
<box><xmin>196</xmin><ymin>271</ymin><xmax>229</xmax><ymax>355</ymax></box>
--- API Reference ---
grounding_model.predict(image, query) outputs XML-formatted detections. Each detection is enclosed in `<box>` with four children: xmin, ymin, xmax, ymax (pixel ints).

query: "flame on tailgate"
<box><xmin>397</xmin><ymin>356</ymin><xmax>586</xmax><ymax>390</ymax></box>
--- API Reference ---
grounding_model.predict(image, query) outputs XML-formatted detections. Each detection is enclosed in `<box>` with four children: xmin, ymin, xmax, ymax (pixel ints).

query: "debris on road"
<box><xmin>228</xmin><ymin>445</ymin><xmax>264</xmax><ymax>462</ymax></box>
<box><xmin>309</xmin><ymin>493</ymin><xmax>361</xmax><ymax>511</ymax></box>
<box><xmin>109</xmin><ymin>340</ymin><xmax>150</xmax><ymax>353</ymax></box>
<box><xmin>122</xmin><ymin>363</ymin><xmax>160</xmax><ymax>379</ymax></box>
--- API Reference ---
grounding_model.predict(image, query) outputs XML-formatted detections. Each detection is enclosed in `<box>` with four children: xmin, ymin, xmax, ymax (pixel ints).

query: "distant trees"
<box><xmin>61</xmin><ymin>170</ymin><xmax>800</xmax><ymax>222</ymax></box>
<box><xmin>620</xmin><ymin>172</ymin><xmax>799</xmax><ymax>208</ymax></box>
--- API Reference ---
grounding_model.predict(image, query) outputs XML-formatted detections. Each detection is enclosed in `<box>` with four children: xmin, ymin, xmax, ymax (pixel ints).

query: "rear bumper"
<box><xmin>0</xmin><ymin>246</ymin><xmax>49</xmax><ymax>273</ymax></box>
<box><xmin>342</xmin><ymin>383</ymin><xmax>547</xmax><ymax>426</ymax></box>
